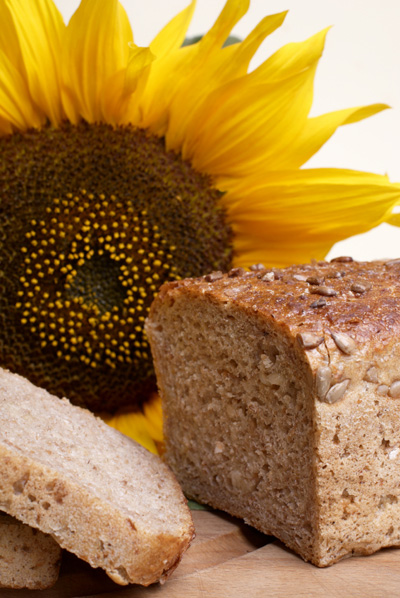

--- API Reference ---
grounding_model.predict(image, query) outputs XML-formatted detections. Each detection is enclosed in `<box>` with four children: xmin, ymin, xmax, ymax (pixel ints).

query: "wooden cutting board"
<box><xmin>3</xmin><ymin>509</ymin><xmax>400</xmax><ymax>598</ymax></box>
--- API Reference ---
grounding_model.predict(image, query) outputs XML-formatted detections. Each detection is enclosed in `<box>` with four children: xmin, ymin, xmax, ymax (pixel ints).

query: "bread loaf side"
<box><xmin>0</xmin><ymin>369</ymin><xmax>194</xmax><ymax>585</ymax></box>
<box><xmin>0</xmin><ymin>512</ymin><xmax>61</xmax><ymax>589</ymax></box>
<box><xmin>146</xmin><ymin>259</ymin><xmax>400</xmax><ymax>566</ymax></box>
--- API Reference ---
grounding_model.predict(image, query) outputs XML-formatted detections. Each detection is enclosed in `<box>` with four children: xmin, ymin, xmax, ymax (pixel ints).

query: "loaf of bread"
<box><xmin>0</xmin><ymin>368</ymin><xmax>194</xmax><ymax>586</ymax></box>
<box><xmin>0</xmin><ymin>512</ymin><xmax>61</xmax><ymax>589</ymax></box>
<box><xmin>146</xmin><ymin>258</ymin><xmax>400</xmax><ymax>566</ymax></box>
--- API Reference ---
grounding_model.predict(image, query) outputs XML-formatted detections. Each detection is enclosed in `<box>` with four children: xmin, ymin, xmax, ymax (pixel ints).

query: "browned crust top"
<box><xmin>155</xmin><ymin>258</ymin><xmax>400</xmax><ymax>345</ymax></box>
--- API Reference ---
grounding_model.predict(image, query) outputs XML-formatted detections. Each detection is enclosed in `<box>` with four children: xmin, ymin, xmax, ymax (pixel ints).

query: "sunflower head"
<box><xmin>0</xmin><ymin>120</ymin><xmax>232</xmax><ymax>411</ymax></box>
<box><xmin>0</xmin><ymin>0</ymin><xmax>399</xmax><ymax>423</ymax></box>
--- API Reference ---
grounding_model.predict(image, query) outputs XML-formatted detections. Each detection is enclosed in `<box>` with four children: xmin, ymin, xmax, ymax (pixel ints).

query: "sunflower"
<box><xmin>0</xmin><ymin>0</ymin><xmax>399</xmax><ymax>454</ymax></box>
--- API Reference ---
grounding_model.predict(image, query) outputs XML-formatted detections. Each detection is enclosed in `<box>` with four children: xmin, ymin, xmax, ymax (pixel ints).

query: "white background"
<box><xmin>56</xmin><ymin>0</ymin><xmax>400</xmax><ymax>260</ymax></box>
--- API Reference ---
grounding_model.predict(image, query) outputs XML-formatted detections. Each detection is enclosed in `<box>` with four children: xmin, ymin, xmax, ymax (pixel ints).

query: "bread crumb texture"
<box><xmin>0</xmin><ymin>512</ymin><xmax>61</xmax><ymax>589</ymax></box>
<box><xmin>0</xmin><ymin>370</ymin><xmax>194</xmax><ymax>585</ymax></box>
<box><xmin>146</xmin><ymin>258</ymin><xmax>400</xmax><ymax>566</ymax></box>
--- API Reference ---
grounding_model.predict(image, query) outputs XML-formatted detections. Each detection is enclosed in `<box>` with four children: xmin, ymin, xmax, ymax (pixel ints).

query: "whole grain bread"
<box><xmin>0</xmin><ymin>368</ymin><xmax>194</xmax><ymax>586</ymax></box>
<box><xmin>0</xmin><ymin>512</ymin><xmax>61</xmax><ymax>589</ymax></box>
<box><xmin>146</xmin><ymin>258</ymin><xmax>400</xmax><ymax>566</ymax></box>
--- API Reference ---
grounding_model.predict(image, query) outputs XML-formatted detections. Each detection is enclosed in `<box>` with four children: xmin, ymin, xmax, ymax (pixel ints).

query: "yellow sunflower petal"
<box><xmin>199</xmin><ymin>0</ymin><xmax>249</xmax><ymax>53</ymax></box>
<box><xmin>124</xmin><ymin>44</ymin><xmax>194</xmax><ymax>132</ymax></box>
<box><xmin>101</xmin><ymin>44</ymin><xmax>155</xmax><ymax>124</ymax></box>
<box><xmin>150</xmin><ymin>0</ymin><xmax>196</xmax><ymax>57</ymax></box>
<box><xmin>165</xmin><ymin>11</ymin><xmax>287</xmax><ymax>152</ymax></box>
<box><xmin>106</xmin><ymin>410</ymin><xmax>158</xmax><ymax>455</ymax></box>
<box><xmin>386</xmin><ymin>212</ymin><xmax>400</xmax><ymax>227</ymax></box>
<box><xmin>62</xmin><ymin>0</ymin><xmax>133</xmax><ymax>123</ymax></box>
<box><xmin>143</xmin><ymin>394</ymin><xmax>164</xmax><ymax>443</ymax></box>
<box><xmin>131</xmin><ymin>0</ymin><xmax>250</xmax><ymax>135</ymax></box>
<box><xmin>0</xmin><ymin>2</ymin><xmax>24</xmax><ymax>71</ymax></box>
<box><xmin>132</xmin><ymin>0</ymin><xmax>258</xmax><ymax>137</ymax></box>
<box><xmin>0</xmin><ymin>115</ymin><xmax>12</xmax><ymax>136</ymax></box>
<box><xmin>184</xmin><ymin>69</ymin><xmax>315</xmax><ymax>176</ymax></box>
<box><xmin>0</xmin><ymin>49</ymin><xmax>44</xmax><ymax>130</ymax></box>
<box><xmin>254</xmin><ymin>27</ymin><xmax>331</xmax><ymax>81</ymax></box>
<box><xmin>0</xmin><ymin>1</ymin><xmax>49</xmax><ymax>130</ymax></box>
<box><xmin>4</xmin><ymin>0</ymin><xmax>65</xmax><ymax>126</ymax></box>
<box><xmin>182</xmin><ymin>30</ymin><xmax>328</xmax><ymax>177</ymax></box>
<box><xmin>276</xmin><ymin>104</ymin><xmax>390</xmax><ymax>169</ymax></box>
<box><xmin>225</xmin><ymin>169</ymin><xmax>400</xmax><ymax>267</ymax></box>
<box><xmin>226</xmin><ymin>11</ymin><xmax>287</xmax><ymax>77</ymax></box>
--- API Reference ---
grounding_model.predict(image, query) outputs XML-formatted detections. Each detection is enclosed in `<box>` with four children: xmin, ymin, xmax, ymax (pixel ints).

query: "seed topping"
<box><xmin>260</xmin><ymin>271</ymin><xmax>275</xmax><ymax>282</ymax></box>
<box><xmin>385</xmin><ymin>259</ymin><xmax>400</xmax><ymax>267</ymax></box>
<box><xmin>325</xmin><ymin>379</ymin><xmax>350</xmax><ymax>404</ymax></box>
<box><xmin>297</xmin><ymin>332</ymin><xmax>324</xmax><ymax>350</ymax></box>
<box><xmin>205</xmin><ymin>271</ymin><xmax>224</xmax><ymax>282</ymax></box>
<box><xmin>330</xmin><ymin>256</ymin><xmax>354</xmax><ymax>263</ymax></box>
<box><xmin>306</xmin><ymin>276</ymin><xmax>324</xmax><ymax>285</ymax></box>
<box><xmin>311</xmin><ymin>286</ymin><xmax>337</xmax><ymax>297</ymax></box>
<box><xmin>310</xmin><ymin>298</ymin><xmax>327</xmax><ymax>308</ymax></box>
<box><xmin>377</xmin><ymin>385</ymin><xmax>389</xmax><ymax>396</ymax></box>
<box><xmin>389</xmin><ymin>381</ymin><xmax>400</xmax><ymax>398</ymax></box>
<box><xmin>250</xmin><ymin>263</ymin><xmax>265</xmax><ymax>271</ymax></box>
<box><xmin>364</xmin><ymin>366</ymin><xmax>379</xmax><ymax>384</ymax></box>
<box><xmin>228</xmin><ymin>267</ymin><xmax>246</xmax><ymax>278</ymax></box>
<box><xmin>316</xmin><ymin>365</ymin><xmax>332</xmax><ymax>399</ymax></box>
<box><xmin>331</xmin><ymin>332</ymin><xmax>357</xmax><ymax>355</ymax></box>
<box><xmin>351</xmin><ymin>282</ymin><xmax>370</xmax><ymax>294</ymax></box>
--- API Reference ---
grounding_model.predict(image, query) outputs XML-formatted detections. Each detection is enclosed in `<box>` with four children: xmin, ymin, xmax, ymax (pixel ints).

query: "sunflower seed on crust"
<box><xmin>331</xmin><ymin>332</ymin><xmax>356</xmax><ymax>355</ymax></box>
<box><xmin>310</xmin><ymin>298</ymin><xmax>327</xmax><ymax>308</ymax></box>
<box><xmin>297</xmin><ymin>332</ymin><xmax>324</xmax><ymax>350</ymax></box>
<box><xmin>364</xmin><ymin>366</ymin><xmax>379</xmax><ymax>384</ymax></box>
<box><xmin>330</xmin><ymin>256</ymin><xmax>354</xmax><ymax>263</ymax></box>
<box><xmin>377</xmin><ymin>385</ymin><xmax>389</xmax><ymax>396</ymax></box>
<box><xmin>228</xmin><ymin>267</ymin><xmax>246</xmax><ymax>278</ymax></box>
<box><xmin>385</xmin><ymin>259</ymin><xmax>400</xmax><ymax>267</ymax></box>
<box><xmin>389</xmin><ymin>381</ymin><xmax>400</xmax><ymax>398</ymax></box>
<box><xmin>306</xmin><ymin>276</ymin><xmax>324</xmax><ymax>286</ymax></box>
<box><xmin>311</xmin><ymin>286</ymin><xmax>337</xmax><ymax>297</ymax></box>
<box><xmin>250</xmin><ymin>263</ymin><xmax>265</xmax><ymax>271</ymax></box>
<box><xmin>316</xmin><ymin>366</ymin><xmax>332</xmax><ymax>399</ymax></box>
<box><xmin>205</xmin><ymin>271</ymin><xmax>224</xmax><ymax>282</ymax></box>
<box><xmin>351</xmin><ymin>282</ymin><xmax>370</xmax><ymax>294</ymax></box>
<box><xmin>261</xmin><ymin>271</ymin><xmax>275</xmax><ymax>282</ymax></box>
<box><xmin>325</xmin><ymin>379</ymin><xmax>350</xmax><ymax>404</ymax></box>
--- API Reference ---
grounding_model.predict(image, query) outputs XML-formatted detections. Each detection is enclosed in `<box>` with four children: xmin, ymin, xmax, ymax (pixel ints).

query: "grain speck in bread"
<box><xmin>0</xmin><ymin>369</ymin><xmax>194</xmax><ymax>586</ymax></box>
<box><xmin>146</xmin><ymin>258</ymin><xmax>400</xmax><ymax>566</ymax></box>
<box><xmin>0</xmin><ymin>512</ymin><xmax>61</xmax><ymax>589</ymax></box>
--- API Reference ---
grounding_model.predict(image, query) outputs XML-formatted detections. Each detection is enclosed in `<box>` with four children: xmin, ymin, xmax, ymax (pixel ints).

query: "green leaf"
<box><xmin>187</xmin><ymin>499</ymin><xmax>212</xmax><ymax>510</ymax></box>
<box><xmin>182</xmin><ymin>34</ymin><xmax>241</xmax><ymax>48</ymax></box>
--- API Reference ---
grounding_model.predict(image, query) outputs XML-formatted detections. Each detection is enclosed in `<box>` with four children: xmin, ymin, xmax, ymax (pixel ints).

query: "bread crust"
<box><xmin>146</xmin><ymin>258</ymin><xmax>400</xmax><ymax>566</ymax></box>
<box><xmin>0</xmin><ymin>369</ymin><xmax>194</xmax><ymax>586</ymax></box>
<box><xmin>155</xmin><ymin>259</ymin><xmax>400</xmax><ymax>345</ymax></box>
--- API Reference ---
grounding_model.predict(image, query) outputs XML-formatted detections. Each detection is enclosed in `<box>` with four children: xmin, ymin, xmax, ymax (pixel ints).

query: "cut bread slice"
<box><xmin>0</xmin><ymin>368</ymin><xmax>194</xmax><ymax>586</ymax></box>
<box><xmin>0</xmin><ymin>512</ymin><xmax>61</xmax><ymax>589</ymax></box>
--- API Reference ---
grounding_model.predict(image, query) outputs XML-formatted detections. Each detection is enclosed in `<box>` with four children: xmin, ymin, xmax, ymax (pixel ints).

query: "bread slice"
<box><xmin>146</xmin><ymin>258</ymin><xmax>400</xmax><ymax>566</ymax></box>
<box><xmin>0</xmin><ymin>368</ymin><xmax>194</xmax><ymax>586</ymax></box>
<box><xmin>0</xmin><ymin>512</ymin><xmax>61</xmax><ymax>589</ymax></box>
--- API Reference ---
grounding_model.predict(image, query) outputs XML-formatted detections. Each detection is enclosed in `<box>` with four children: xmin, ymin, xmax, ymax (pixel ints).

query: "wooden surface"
<box><xmin>3</xmin><ymin>510</ymin><xmax>400</xmax><ymax>597</ymax></box>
